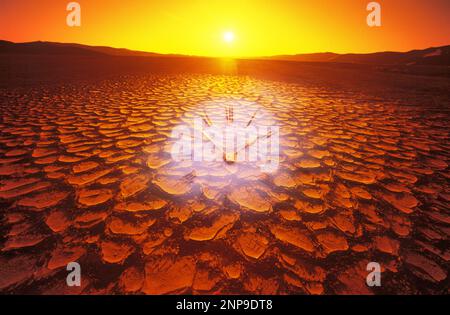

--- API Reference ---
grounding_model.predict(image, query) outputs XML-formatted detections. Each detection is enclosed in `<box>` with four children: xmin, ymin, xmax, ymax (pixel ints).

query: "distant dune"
<box><xmin>1</xmin><ymin>40</ymin><xmax>449</xmax><ymax>66</ymax></box>
<box><xmin>0</xmin><ymin>40</ymin><xmax>180</xmax><ymax>58</ymax></box>
<box><xmin>266</xmin><ymin>46</ymin><xmax>450</xmax><ymax>66</ymax></box>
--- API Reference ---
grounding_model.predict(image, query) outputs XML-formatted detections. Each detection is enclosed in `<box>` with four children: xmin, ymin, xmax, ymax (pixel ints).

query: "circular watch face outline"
<box><xmin>170</xmin><ymin>97</ymin><xmax>280</xmax><ymax>174</ymax></box>
<box><xmin>147</xmin><ymin>96</ymin><xmax>281</xmax><ymax>203</ymax></box>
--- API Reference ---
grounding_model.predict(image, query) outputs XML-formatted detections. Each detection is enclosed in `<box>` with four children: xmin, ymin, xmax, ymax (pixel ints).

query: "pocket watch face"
<box><xmin>149</xmin><ymin>96</ymin><xmax>282</xmax><ymax>204</ymax></box>
<box><xmin>170</xmin><ymin>97</ymin><xmax>280</xmax><ymax>174</ymax></box>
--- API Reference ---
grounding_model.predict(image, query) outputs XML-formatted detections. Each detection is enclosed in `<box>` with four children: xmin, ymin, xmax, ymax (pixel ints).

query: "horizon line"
<box><xmin>1</xmin><ymin>39</ymin><xmax>449</xmax><ymax>59</ymax></box>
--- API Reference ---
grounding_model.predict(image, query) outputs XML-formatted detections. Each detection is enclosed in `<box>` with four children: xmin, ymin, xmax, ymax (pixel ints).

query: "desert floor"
<box><xmin>0</xmin><ymin>55</ymin><xmax>449</xmax><ymax>294</ymax></box>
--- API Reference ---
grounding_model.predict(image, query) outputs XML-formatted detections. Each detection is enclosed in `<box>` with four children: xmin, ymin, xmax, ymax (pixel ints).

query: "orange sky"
<box><xmin>0</xmin><ymin>0</ymin><xmax>449</xmax><ymax>57</ymax></box>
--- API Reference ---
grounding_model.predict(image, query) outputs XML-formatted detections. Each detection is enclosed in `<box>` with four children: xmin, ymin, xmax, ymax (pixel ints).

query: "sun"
<box><xmin>223</xmin><ymin>31</ymin><xmax>235</xmax><ymax>43</ymax></box>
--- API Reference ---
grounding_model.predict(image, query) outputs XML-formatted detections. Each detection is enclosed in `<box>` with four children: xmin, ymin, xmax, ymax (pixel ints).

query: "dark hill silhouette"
<box><xmin>267</xmin><ymin>46</ymin><xmax>450</xmax><ymax>66</ymax></box>
<box><xmin>1</xmin><ymin>40</ymin><xmax>449</xmax><ymax>66</ymax></box>
<box><xmin>0</xmin><ymin>40</ymin><xmax>174</xmax><ymax>57</ymax></box>
<box><xmin>0</xmin><ymin>40</ymin><xmax>104</xmax><ymax>56</ymax></box>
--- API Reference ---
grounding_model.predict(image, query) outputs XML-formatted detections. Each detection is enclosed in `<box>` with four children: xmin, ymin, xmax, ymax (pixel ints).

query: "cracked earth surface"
<box><xmin>0</xmin><ymin>74</ymin><xmax>449</xmax><ymax>294</ymax></box>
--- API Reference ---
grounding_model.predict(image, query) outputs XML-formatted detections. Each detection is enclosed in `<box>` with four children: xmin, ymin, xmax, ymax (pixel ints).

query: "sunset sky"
<box><xmin>0</xmin><ymin>0</ymin><xmax>449</xmax><ymax>57</ymax></box>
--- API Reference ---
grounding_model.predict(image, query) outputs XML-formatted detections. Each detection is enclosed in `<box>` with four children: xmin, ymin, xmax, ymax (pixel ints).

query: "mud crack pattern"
<box><xmin>0</xmin><ymin>74</ymin><xmax>449</xmax><ymax>294</ymax></box>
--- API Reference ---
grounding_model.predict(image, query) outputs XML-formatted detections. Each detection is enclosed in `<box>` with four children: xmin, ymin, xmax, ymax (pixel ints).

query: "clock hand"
<box><xmin>199</xmin><ymin>124</ymin><xmax>242</xmax><ymax>163</ymax></box>
<box><xmin>200</xmin><ymin>128</ymin><xmax>223</xmax><ymax>152</ymax></box>
<box><xmin>226</xmin><ymin>105</ymin><xmax>234</xmax><ymax>124</ymax></box>
<box><xmin>236</xmin><ymin>129</ymin><xmax>273</xmax><ymax>155</ymax></box>
<box><xmin>246</xmin><ymin>109</ymin><xmax>260</xmax><ymax>127</ymax></box>
<box><xmin>196</xmin><ymin>111</ymin><xmax>224</xmax><ymax>151</ymax></box>
<box><xmin>201</xmin><ymin>110</ymin><xmax>212</xmax><ymax>127</ymax></box>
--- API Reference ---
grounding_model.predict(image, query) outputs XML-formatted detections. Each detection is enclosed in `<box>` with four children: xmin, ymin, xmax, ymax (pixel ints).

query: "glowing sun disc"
<box><xmin>223</xmin><ymin>31</ymin><xmax>235</xmax><ymax>43</ymax></box>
